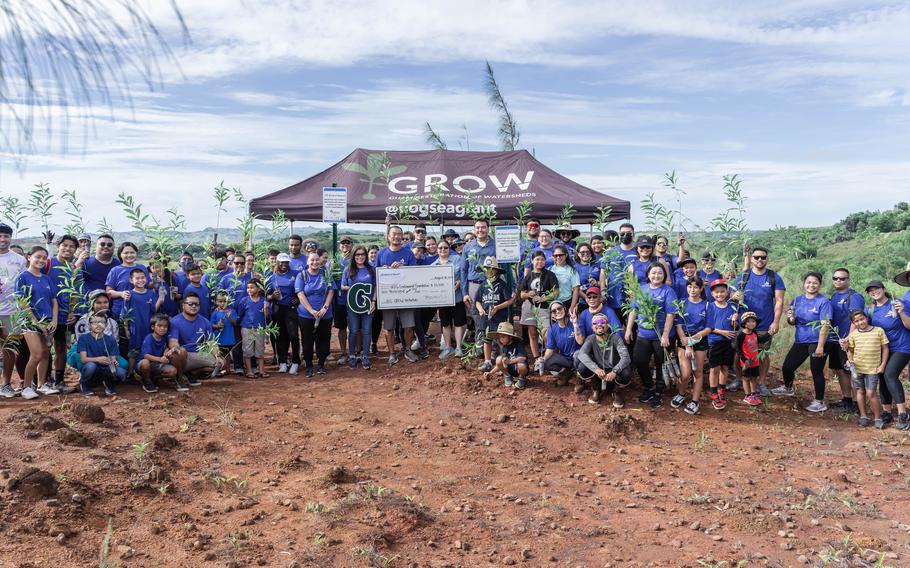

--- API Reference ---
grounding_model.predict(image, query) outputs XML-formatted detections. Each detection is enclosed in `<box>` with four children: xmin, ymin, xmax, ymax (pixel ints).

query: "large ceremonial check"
<box><xmin>376</xmin><ymin>265</ymin><xmax>456</xmax><ymax>309</ymax></box>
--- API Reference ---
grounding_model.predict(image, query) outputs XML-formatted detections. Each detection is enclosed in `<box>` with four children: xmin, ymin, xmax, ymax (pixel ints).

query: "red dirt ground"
<box><xmin>1</xmin><ymin>341</ymin><xmax>909</xmax><ymax>567</ymax></box>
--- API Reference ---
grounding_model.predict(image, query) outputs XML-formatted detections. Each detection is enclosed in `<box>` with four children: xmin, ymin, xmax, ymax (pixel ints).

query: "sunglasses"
<box><xmin>752</xmin><ymin>255</ymin><xmax>767</xmax><ymax>260</ymax></box>
<box><xmin>553</xmin><ymin>253</ymin><xmax>566</xmax><ymax>258</ymax></box>
<box><xmin>98</xmin><ymin>242</ymin><xmax>114</xmax><ymax>248</ymax></box>
<box><xmin>184</xmin><ymin>302</ymin><xmax>200</xmax><ymax>307</ymax></box>
<box><xmin>551</xmin><ymin>306</ymin><xmax>565</xmax><ymax>312</ymax></box>
<box><xmin>233</xmin><ymin>261</ymin><xmax>244</xmax><ymax>265</ymax></box>
<box><xmin>619</xmin><ymin>231</ymin><xmax>633</xmax><ymax>236</ymax></box>
<box><xmin>832</xmin><ymin>276</ymin><xmax>848</xmax><ymax>281</ymax></box>
<box><xmin>586</xmin><ymin>294</ymin><xmax>599</xmax><ymax>299</ymax></box>
<box><xmin>354</xmin><ymin>253</ymin><xmax>367</xmax><ymax>257</ymax></box>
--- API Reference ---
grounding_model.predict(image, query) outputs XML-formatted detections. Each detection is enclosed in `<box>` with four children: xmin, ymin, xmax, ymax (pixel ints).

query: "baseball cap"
<box><xmin>865</xmin><ymin>279</ymin><xmax>886</xmax><ymax>292</ymax></box>
<box><xmin>702</xmin><ymin>251</ymin><xmax>717</xmax><ymax>260</ymax></box>
<box><xmin>635</xmin><ymin>236</ymin><xmax>655</xmax><ymax>248</ymax></box>
<box><xmin>585</xmin><ymin>286</ymin><xmax>602</xmax><ymax>297</ymax></box>
<box><xmin>276</xmin><ymin>253</ymin><xmax>291</xmax><ymax>262</ymax></box>
<box><xmin>709</xmin><ymin>278</ymin><xmax>728</xmax><ymax>289</ymax></box>
<box><xmin>339</xmin><ymin>236</ymin><xmax>353</xmax><ymax>244</ymax></box>
<box><xmin>679</xmin><ymin>257</ymin><xmax>697</xmax><ymax>267</ymax></box>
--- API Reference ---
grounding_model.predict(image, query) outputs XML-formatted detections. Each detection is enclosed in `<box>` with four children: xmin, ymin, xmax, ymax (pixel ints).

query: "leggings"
<box><xmin>273</xmin><ymin>304</ymin><xmax>300</xmax><ymax>365</ymax></box>
<box><xmin>782</xmin><ymin>342</ymin><xmax>827</xmax><ymax>400</ymax></box>
<box><xmin>880</xmin><ymin>351</ymin><xmax>910</xmax><ymax>406</ymax></box>
<box><xmin>633</xmin><ymin>339</ymin><xmax>665</xmax><ymax>393</ymax></box>
<box><xmin>544</xmin><ymin>352</ymin><xmax>575</xmax><ymax>374</ymax></box>
<box><xmin>299</xmin><ymin>317</ymin><xmax>332</xmax><ymax>368</ymax></box>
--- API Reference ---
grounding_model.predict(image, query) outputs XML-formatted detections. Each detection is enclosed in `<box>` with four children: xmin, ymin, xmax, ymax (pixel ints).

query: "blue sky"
<box><xmin>2</xmin><ymin>0</ymin><xmax>909</xmax><ymax>234</ymax></box>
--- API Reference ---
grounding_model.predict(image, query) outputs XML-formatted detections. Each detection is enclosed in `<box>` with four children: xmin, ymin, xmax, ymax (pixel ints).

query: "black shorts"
<box><xmin>826</xmin><ymin>342</ymin><xmax>847</xmax><ymax>371</ymax></box>
<box><xmin>708</xmin><ymin>341</ymin><xmax>734</xmax><ymax>369</ymax></box>
<box><xmin>741</xmin><ymin>365</ymin><xmax>760</xmax><ymax>378</ymax></box>
<box><xmin>684</xmin><ymin>337</ymin><xmax>709</xmax><ymax>352</ymax></box>
<box><xmin>333</xmin><ymin>304</ymin><xmax>348</xmax><ymax>329</ymax></box>
<box><xmin>53</xmin><ymin>323</ymin><xmax>72</xmax><ymax>343</ymax></box>
<box><xmin>439</xmin><ymin>303</ymin><xmax>467</xmax><ymax>328</ymax></box>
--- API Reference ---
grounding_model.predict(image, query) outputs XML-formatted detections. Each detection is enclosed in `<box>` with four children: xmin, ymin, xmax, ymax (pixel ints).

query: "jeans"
<box><xmin>880</xmin><ymin>351</ymin><xmax>910</xmax><ymax>406</ymax></box>
<box><xmin>544</xmin><ymin>352</ymin><xmax>575</xmax><ymax>374</ymax></box>
<box><xmin>782</xmin><ymin>342</ymin><xmax>827</xmax><ymax>400</ymax></box>
<box><xmin>299</xmin><ymin>317</ymin><xmax>332</xmax><ymax>367</ymax></box>
<box><xmin>347</xmin><ymin>307</ymin><xmax>373</xmax><ymax>357</ymax></box>
<box><xmin>80</xmin><ymin>362</ymin><xmax>126</xmax><ymax>390</ymax></box>
<box><xmin>274</xmin><ymin>304</ymin><xmax>300</xmax><ymax>365</ymax></box>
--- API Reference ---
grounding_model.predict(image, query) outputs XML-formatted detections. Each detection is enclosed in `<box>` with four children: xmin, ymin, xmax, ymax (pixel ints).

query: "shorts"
<box><xmin>851</xmin><ymin>372</ymin><xmax>880</xmax><ymax>392</ymax></box>
<box><xmin>708</xmin><ymin>341</ymin><xmax>734</xmax><ymax>369</ymax></box>
<box><xmin>144</xmin><ymin>361</ymin><xmax>175</xmax><ymax>378</ymax></box>
<box><xmin>741</xmin><ymin>365</ymin><xmax>760</xmax><ymax>378</ymax></box>
<box><xmin>684</xmin><ymin>337</ymin><xmax>708</xmax><ymax>352</ymax></box>
<box><xmin>241</xmin><ymin>328</ymin><xmax>266</xmax><ymax>358</ymax></box>
<box><xmin>827</xmin><ymin>342</ymin><xmax>847</xmax><ymax>371</ymax></box>
<box><xmin>757</xmin><ymin>331</ymin><xmax>773</xmax><ymax>346</ymax></box>
<box><xmin>0</xmin><ymin>314</ymin><xmax>22</xmax><ymax>335</ymax></box>
<box><xmin>519</xmin><ymin>300</ymin><xmax>551</xmax><ymax>330</ymax></box>
<box><xmin>185</xmin><ymin>351</ymin><xmax>217</xmax><ymax>372</ymax></box>
<box><xmin>506</xmin><ymin>363</ymin><xmax>524</xmax><ymax>376</ymax></box>
<box><xmin>438</xmin><ymin>303</ymin><xmax>467</xmax><ymax>328</ymax></box>
<box><xmin>53</xmin><ymin>323</ymin><xmax>74</xmax><ymax>343</ymax></box>
<box><xmin>333</xmin><ymin>304</ymin><xmax>348</xmax><ymax>329</ymax></box>
<box><xmin>382</xmin><ymin>308</ymin><xmax>416</xmax><ymax>331</ymax></box>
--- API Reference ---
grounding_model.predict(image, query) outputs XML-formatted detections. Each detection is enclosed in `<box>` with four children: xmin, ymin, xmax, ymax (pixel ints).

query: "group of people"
<box><xmin>1</xmin><ymin>218</ymin><xmax>909</xmax><ymax>430</ymax></box>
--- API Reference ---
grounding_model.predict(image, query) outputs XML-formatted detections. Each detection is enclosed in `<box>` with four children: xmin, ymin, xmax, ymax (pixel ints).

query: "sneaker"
<box><xmin>805</xmin><ymin>400</ymin><xmax>828</xmax><ymax>413</ymax></box>
<box><xmin>670</xmin><ymin>394</ymin><xmax>686</xmax><ymax>409</ymax></box>
<box><xmin>104</xmin><ymin>386</ymin><xmax>117</xmax><ymax>396</ymax></box>
<box><xmin>305</xmin><ymin>366</ymin><xmax>315</xmax><ymax>378</ymax></box>
<box><xmin>533</xmin><ymin>358</ymin><xmax>544</xmax><ymax>375</ymax></box>
<box><xmin>348</xmin><ymin>357</ymin><xmax>357</xmax><ymax>370</ymax></box>
<box><xmin>637</xmin><ymin>390</ymin><xmax>655</xmax><ymax>404</ymax></box>
<box><xmin>326</xmin><ymin>354</ymin><xmax>336</xmax><ymax>361</ymax></box>
<box><xmin>726</xmin><ymin>379</ymin><xmax>742</xmax><ymax>392</ymax></box>
<box><xmin>612</xmin><ymin>391</ymin><xmax>625</xmax><ymax>409</ymax></box>
<box><xmin>875</xmin><ymin>419</ymin><xmax>886</xmax><ymax>429</ymax></box>
<box><xmin>439</xmin><ymin>348</ymin><xmax>452</xmax><ymax>360</ymax></box>
<box><xmin>711</xmin><ymin>393</ymin><xmax>726</xmax><ymax>410</ymax></box>
<box><xmin>745</xmin><ymin>394</ymin><xmax>763</xmax><ymax>406</ymax></box>
<box><xmin>758</xmin><ymin>383</ymin><xmax>773</xmax><ymax>397</ymax></box>
<box><xmin>649</xmin><ymin>394</ymin><xmax>662</xmax><ymax>408</ymax></box>
<box><xmin>278</xmin><ymin>363</ymin><xmax>288</xmax><ymax>374</ymax></box>
<box><xmin>588</xmin><ymin>390</ymin><xmax>602</xmax><ymax>404</ymax></box>
<box><xmin>515</xmin><ymin>377</ymin><xmax>527</xmax><ymax>390</ymax></box>
<box><xmin>453</xmin><ymin>348</ymin><xmax>464</xmax><ymax>358</ymax></box>
<box><xmin>79</xmin><ymin>384</ymin><xmax>94</xmax><ymax>396</ymax></box>
<box><xmin>858</xmin><ymin>416</ymin><xmax>872</xmax><ymax>427</ymax></box>
<box><xmin>503</xmin><ymin>374</ymin><xmax>514</xmax><ymax>387</ymax></box>
<box><xmin>881</xmin><ymin>411</ymin><xmax>894</xmax><ymax>425</ymax></box>
<box><xmin>771</xmin><ymin>386</ymin><xmax>795</xmax><ymax>397</ymax></box>
<box><xmin>362</xmin><ymin>358</ymin><xmax>372</xmax><ymax>370</ymax></box>
<box><xmin>478</xmin><ymin>360</ymin><xmax>493</xmax><ymax>372</ymax></box>
<box><xmin>316</xmin><ymin>365</ymin><xmax>327</xmax><ymax>375</ymax></box>
<box><xmin>410</xmin><ymin>339</ymin><xmax>421</xmax><ymax>351</ymax></box>
<box><xmin>426</xmin><ymin>333</ymin><xmax>436</xmax><ymax>342</ymax></box>
<box><xmin>404</xmin><ymin>350</ymin><xmax>419</xmax><ymax>363</ymax></box>
<box><xmin>187</xmin><ymin>376</ymin><xmax>202</xmax><ymax>387</ymax></box>
<box><xmin>684</xmin><ymin>401</ymin><xmax>699</xmax><ymax>415</ymax></box>
<box><xmin>388</xmin><ymin>353</ymin><xmax>399</xmax><ymax>366</ymax></box>
<box><xmin>54</xmin><ymin>381</ymin><xmax>77</xmax><ymax>395</ymax></box>
<box><xmin>898</xmin><ymin>413</ymin><xmax>910</xmax><ymax>431</ymax></box>
<box><xmin>0</xmin><ymin>384</ymin><xmax>17</xmax><ymax>398</ymax></box>
<box><xmin>142</xmin><ymin>383</ymin><xmax>159</xmax><ymax>394</ymax></box>
<box><xmin>289</xmin><ymin>363</ymin><xmax>299</xmax><ymax>375</ymax></box>
<box><xmin>418</xmin><ymin>348</ymin><xmax>430</xmax><ymax>360</ymax></box>
<box><xmin>337</xmin><ymin>354</ymin><xmax>349</xmax><ymax>366</ymax></box>
<box><xmin>175</xmin><ymin>377</ymin><xmax>191</xmax><ymax>392</ymax></box>
<box><xmin>36</xmin><ymin>383</ymin><xmax>60</xmax><ymax>395</ymax></box>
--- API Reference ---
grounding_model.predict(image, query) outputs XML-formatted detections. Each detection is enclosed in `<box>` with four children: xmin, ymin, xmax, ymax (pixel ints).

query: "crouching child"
<box><xmin>491</xmin><ymin>322</ymin><xmax>528</xmax><ymax>389</ymax></box>
<box><xmin>138</xmin><ymin>314</ymin><xmax>184</xmax><ymax>393</ymax></box>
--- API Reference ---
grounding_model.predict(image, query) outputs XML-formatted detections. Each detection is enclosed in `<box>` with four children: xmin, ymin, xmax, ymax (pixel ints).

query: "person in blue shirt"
<box><xmin>698</xmin><ymin>251</ymin><xmax>722</xmax><ymax>285</ymax></box>
<box><xmin>522</xmin><ymin>229</ymin><xmax>555</xmax><ymax>278</ymax></box>
<box><xmin>672</xmin><ymin>257</ymin><xmax>698</xmax><ymax>302</ymax></box>
<box><xmin>149</xmin><ymin>260</ymin><xmax>180</xmax><ymax>316</ymax></box>
<box><xmin>81</xmin><ymin>234</ymin><xmax>120</xmax><ymax>298</ymax></box>
<box><xmin>287</xmin><ymin>235</ymin><xmax>307</xmax><ymax>273</ymax></box>
<box><xmin>777</xmin><ymin>272</ymin><xmax>833</xmax><ymax>413</ymax></box>
<box><xmin>673</xmin><ymin>276</ymin><xmax>710</xmax><ymax>415</ymax></box>
<box><xmin>296</xmin><ymin>251</ymin><xmax>335</xmax><ymax>377</ymax></box>
<box><xmin>613</xmin><ymin>222</ymin><xmax>638</xmax><ymax>266</ymax></box>
<box><xmin>578</xmin><ymin>286</ymin><xmax>621</xmax><ymax>337</ymax></box>
<box><xmin>332</xmin><ymin>236</ymin><xmax>355</xmax><ymax>367</ymax></box>
<box><xmin>267</xmin><ymin>253</ymin><xmax>300</xmax><ymax>374</ymax></box>
<box><xmin>181</xmin><ymin>265</ymin><xmax>211</xmax><ymax>318</ymax></box>
<box><xmin>221</xmin><ymin>256</ymin><xmax>250</xmax><ymax>373</ymax></box>
<box><xmin>14</xmin><ymin>245</ymin><xmax>59</xmax><ymax>398</ymax></box>
<box><xmin>828</xmin><ymin>267</ymin><xmax>866</xmax><ymax>413</ymax></box>
<box><xmin>210</xmin><ymin>292</ymin><xmax>238</xmax><ymax>373</ymax></box>
<box><xmin>105</xmin><ymin>242</ymin><xmax>149</xmax><ymax>317</ymax></box>
<box><xmin>597</xmin><ymin>245</ymin><xmax>626</xmax><ymax>312</ymax></box>
<box><xmin>733</xmin><ymin>245</ymin><xmax>786</xmax><ymax>394</ymax></box>
<box><xmin>554</xmin><ymin>223</ymin><xmax>579</xmax><ymax>254</ymax></box>
<box><xmin>167</xmin><ymin>293</ymin><xmax>219</xmax><ymax>387</ymax></box>
<box><xmin>77</xmin><ymin>312</ymin><xmax>126</xmax><ymax>396</ymax></box>
<box><xmin>865</xmin><ymin>280</ymin><xmax>910</xmax><ymax>429</ymax></box>
<box><xmin>377</xmin><ymin>225</ymin><xmax>420</xmax><ymax>366</ymax></box>
<box><xmin>46</xmin><ymin>234</ymin><xmax>85</xmax><ymax>394</ymax></box>
<box><xmin>540</xmin><ymin>301</ymin><xmax>584</xmax><ymax>385</ymax></box>
<box><xmin>137</xmin><ymin>314</ymin><xmax>181</xmax><ymax>393</ymax></box>
<box><xmin>341</xmin><ymin>246</ymin><xmax>377</xmax><ymax>370</ymax></box>
<box><xmin>121</xmin><ymin>267</ymin><xmax>162</xmax><ymax>376</ymax></box>
<box><xmin>654</xmin><ymin>235</ymin><xmax>682</xmax><ymax>274</ymax></box>
<box><xmin>574</xmin><ymin>243</ymin><xmax>601</xmax><ymax>308</ymax></box>
<box><xmin>627</xmin><ymin>236</ymin><xmax>671</xmax><ymax>286</ymax></box>
<box><xmin>705</xmin><ymin>279</ymin><xmax>739</xmax><ymax>410</ymax></box>
<box><xmin>460</xmin><ymin>219</ymin><xmax>496</xmax><ymax>332</ymax></box>
<box><xmin>432</xmin><ymin>241</ymin><xmax>466</xmax><ymax>360</ymax></box>
<box><xmin>625</xmin><ymin>262</ymin><xmax>678</xmax><ymax>408</ymax></box>
<box><xmin>237</xmin><ymin>279</ymin><xmax>270</xmax><ymax>378</ymax></box>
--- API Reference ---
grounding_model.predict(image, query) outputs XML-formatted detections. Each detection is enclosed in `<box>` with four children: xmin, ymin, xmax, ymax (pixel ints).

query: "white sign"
<box><xmin>322</xmin><ymin>186</ymin><xmax>348</xmax><ymax>223</ymax></box>
<box><xmin>376</xmin><ymin>265</ymin><xmax>456</xmax><ymax>309</ymax></box>
<box><xmin>494</xmin><ymin>225</ymin><xmax>521</xmax><ymax>263</ymax></box>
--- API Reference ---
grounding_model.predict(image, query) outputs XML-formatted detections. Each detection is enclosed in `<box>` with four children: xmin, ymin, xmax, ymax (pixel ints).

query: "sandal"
<box><xmin>260</xmin><ymin>372</ymin><xmax>270</xmax><ymax>378</ymax></box>
<box><xmin>244</xmin><ymin>373</ymin><xmax>256</xmax><ymax>379</ymax></box>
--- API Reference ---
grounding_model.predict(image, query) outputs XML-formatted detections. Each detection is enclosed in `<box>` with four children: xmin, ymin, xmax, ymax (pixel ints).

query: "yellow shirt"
<box><xmin>847</xmin><ymin>327</ymin><xmax>889</xmax><ymax>374</ymax></box>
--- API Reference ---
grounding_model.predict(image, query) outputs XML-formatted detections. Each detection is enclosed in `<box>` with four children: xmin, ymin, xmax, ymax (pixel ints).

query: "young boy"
<box><xmin>210</xmin><ymin>292</ymin><xmax>237</xmax><ymax>373</ymax></box>
<box><xmin>491</xmin><ymin>322</ymin><xmax>528</xmax><ymax>389</ymax></box>
<box><xmin>138</xmin><ymin>314</ymin><xmax>183</xmax><ymax>393</ymax></box>
<box><xmin>846</xmin><ymin>310</ymin><xmax>889</xmax><ymax>428</ymax></box>
<box><xmin>706</xmin><ymin>279</ymin><xmax>738</xmax><ymax>410</ymax></box>
<box><xmin>121</xmin><ymin>268</ymin><xmax>161</xmax><ymax>377</ymax></box>
<box><xmin>736</xmin><ymin>311</ymin><xmax>763</xmax><ymax>406</ymax></box>
<box><xmin>237</xmin><ymin>279</ymin><xmax>270</xmax><ymax>378</ymax></box>
<box><xmin>474</xmin><ymin>257</ymin><xmax>514</xmax><ymax>372</ymax></box>
<box><xmin>182</xmin><ymin>264</ymin><xmax>211</xmax><ymax>317</ymax></box>
<box><xmin>77</xmin><ymin>312</ymin><xmax>126</xmax><ymax>396</ymax></box>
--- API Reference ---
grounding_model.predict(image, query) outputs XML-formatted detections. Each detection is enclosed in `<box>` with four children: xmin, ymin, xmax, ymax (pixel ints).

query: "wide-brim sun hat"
<box><xmin>476</xmin><ymin>256</ymin><xmax>504</xmax><ymax>273</ymax></box>
<box><xmin>554</xmin><ymin>222</ymin><xmax>581</xmax><ymax>239</ymax></box>
<box><xmin>894</xmin><ymin>261</ymin><xmax>910</xmax><ymax>287</ymax></box>
<box><xmin>489</xmin><ymin>322</ymin><xmax>522</xmax><ymax>341</ymax></box>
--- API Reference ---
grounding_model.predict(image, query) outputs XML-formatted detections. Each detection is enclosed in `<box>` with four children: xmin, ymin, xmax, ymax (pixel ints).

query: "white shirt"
<box><xmin>0</xmin><ymin>251</ymin><xmax>27</xmax><ymax>316</ymax></box>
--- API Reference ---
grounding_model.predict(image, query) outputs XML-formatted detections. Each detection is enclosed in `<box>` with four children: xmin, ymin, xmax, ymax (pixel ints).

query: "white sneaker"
<box><xmin>805</xmin><ymin>400</ymin><xmax>828</xmax><ymax>413</ymax></box>
<box><xmin>289</xmin><ymin>363</ymin><xmax>299</xmax><ymax>375</ymax></box>
<box><xmin>411</xmin><ymin>339</ymin><xmax>421</xmax><ymax>351</ymax></box>
<box><xmin>37</xmin><ymin>383</ymin><xmax>60</xmax><ymax>395</ymax></box>
<box><xmin>770</xmin><ymin>386</ymin><xmax>795</xmax><ymax>397</ymax></box>
<box><xmin>21</xmin><ymin>386</ymin><xmax>39</xmax><ymax>400</ymax></box>
<box><xmin>0</xmin><ymin>384</ymin><xmax>17</xmax><ymax>398</ymax></box>
<box><xmin>439</xmin><ymin>348</ymin><xmax>452</xmax><ymax>360</ymax></box>
<box><xmin>278</xmin><ymin>363</ymin><xmax>288</xmax><ymax>374</ymax></box>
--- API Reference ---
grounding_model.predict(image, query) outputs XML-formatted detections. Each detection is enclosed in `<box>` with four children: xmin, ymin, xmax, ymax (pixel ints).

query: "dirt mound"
<box><xmin>7</xmin><ymin>468</ymin><xmax>58</xmax><ymax>498</ymax></box>
<box><xmin>152</xmin><ymin>433</ymin><xmax>179</xmax><ymax>451</ymax></box>
<box><xmin>56</xmin><ymin>427</ymin><xmax>93</xmax><ymax>447</ymax></box>
<box><xmin>12</xmin><ymin>411</ymin><xmax>66</xmax><ymax>431</ymax></box>
<box><xmin>325</xmin><ymin>465</ymin><xmax>356</xmax><ymax>484</ymax></box>
<box><xmin>598</xmin><ymin>412</ymin><xmax>647</xmax><ymax>437</ymax></box>
<box><xmin>70</xmin><ymin>402</ymin><xmax>105</xmax><ymax>423</ymax></box>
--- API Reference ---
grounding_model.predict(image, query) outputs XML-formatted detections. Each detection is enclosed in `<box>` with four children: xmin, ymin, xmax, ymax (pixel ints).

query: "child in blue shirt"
<box><xmin>237</xmin><ymin>279</ymin><xmax>270</xmax><ymax>378</ymax></box>
<box><xmin>210</xmin><ymin>292</ymin><xmax>237</xmax><ymax>371</ymax></box>
<box><xmin>121</xmin><ymin>267</ymin><xmax>161</xmax><ymax>376</ymax></box>
<box><xmin>77</xmin><ymin>312</ymin><xmax>126</xmax><ymax>396</ymax></box>
<box><xmin>182</xmin><ymin>264</ymin><xmax>211</xmax><ymax>317</ymax></box>
<box><xmin>137</xmin><ymin>314</ymin><xmax>181</xmax><ymax>393</ymax></box>
<box><xmin>705</xmin><ymin>279</ymin><xmax>739</xmax><ymax>410</ymax></box>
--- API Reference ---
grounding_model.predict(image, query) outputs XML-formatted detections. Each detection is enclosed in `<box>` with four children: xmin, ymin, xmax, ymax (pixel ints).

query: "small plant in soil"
<box><xmin>178</xmin><ymin>414</ymin><xmax>198</xmax><ymax>433</ymax></box>
<box><xmin>157</xmin><ymin>484</ymin><xmax>171</xmax><ymax>496</ymax></box>
<box><xmin>351</xmin><ymin>546</ymin><xmax>398</xmax><ymax>568</ymax></box>
<box><xmin>693</xmin><ymin>431</ymin><xmax>709</xmax><ymax>452</ymax></box>
<box><xmin>305</xmin><ymin>501</ymin><xmax>327</xmax><ymax>513</ymax></box>
<box><xmin>131</xmin><ymin>442</ymin><xmax>149</xmax><ymax>463</ymax></box>
<box><xmin>98</xmin><ymin>518</ymin><xmax>117</xmax><ymax>568</ymax></box>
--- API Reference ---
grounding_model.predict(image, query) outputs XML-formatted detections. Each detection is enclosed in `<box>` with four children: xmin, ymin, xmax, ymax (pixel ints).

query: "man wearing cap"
<box><xmin>578</xmin><ymin>286</ymin><xmax>622</xmax><ymax>337</ymax></box>
<box><xmin>0</xmin><ymin>222</ymin><xmax>27</xmax><ymax>397</ymax></box>
<box><xmin>333</xmin><ymin>236</ymin><xmax>355</xmax><ymax>366</ymax></box>
<box><xmin>269</xmin><ymin>253</ymin><xmax>300</xmax><ymax>374</ymax></box>
<box><xmin>376</xmin><ymin>225</ymin><xmax>420</xmax><ymax>364</ymax></box>
<box><xmin>698</xmin><ymin>252</ymin><xmax>721</xmax><ymax>284</ymax></box>
<box><xmin>287</xmin><ymin>235</ymin><xmax>306</xmax><ymax>273</ymax></box>
<box><xmin>461</xmin><ymin>219</ymin><xmax>497</xmax><ymax>332</ymax></box>
<box><xmin>520</xmin><ymin>218</ymin><xmax>542</xmax><ymax>264</ymax></box>
<box><xmin>576</xmin><ymin>313</ymin><xmax>632</xmax><ymax>406</ymax></box>
<box><xmin>733</xmin><ymin>245</ymin><xmax>785</xmax><ymax>395</ymax></box>
<box><xmin>81</xmin><ymin>233</ymin><xmax>120</xmax><ymax>300</ymax></box>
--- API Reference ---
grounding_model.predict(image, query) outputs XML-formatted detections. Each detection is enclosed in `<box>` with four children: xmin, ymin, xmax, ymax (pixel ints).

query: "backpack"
<box><xmin>740</xmin><ymin>268</ymin><xmax>778</xmax><ymax>294</ymax></box>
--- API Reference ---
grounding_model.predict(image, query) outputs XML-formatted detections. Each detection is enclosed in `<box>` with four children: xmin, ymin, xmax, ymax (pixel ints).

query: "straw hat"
<box><xmin>489</xmin><ymin>322</ymin><xmax>522</xmax><ymax>341</ymax></box>
<box><xmin>554</xmin><ymin>222</ymin><xmax>581</xmax><ymax>239</ymax></box>
<box><xmin>476</xmin><ymin>256</ymin><xmax>504</xmax><ymax>273</ymax></box>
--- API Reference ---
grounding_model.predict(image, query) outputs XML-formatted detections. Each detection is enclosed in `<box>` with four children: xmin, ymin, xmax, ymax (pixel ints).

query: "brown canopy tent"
<box><xmin>249</xmin><ymin>148</ymin><xmax>630</xmax><ymax>224</ymax></box>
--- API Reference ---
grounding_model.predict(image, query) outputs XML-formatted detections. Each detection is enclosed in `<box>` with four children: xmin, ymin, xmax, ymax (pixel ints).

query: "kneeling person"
<box><xmin>138</xmin><ymin>314</ymin><xmax>184</xmax><ymax>393</ymax></box>
<box><xmin>575</xmin><ymin>314</ymin><xmax>631</xmax><ymax>406</ymax></box>
<box><xmin>491</xmin><ymin>323</ymin><xmax>529</xmax><ymax>389</ymax></box>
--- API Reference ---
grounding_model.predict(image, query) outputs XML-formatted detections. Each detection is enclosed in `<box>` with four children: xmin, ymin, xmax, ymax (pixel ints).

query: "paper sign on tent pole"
<box><xmin>322</xmin><ymin>186</ymin><xmax>348</xmax><ymax>223</ymax></box>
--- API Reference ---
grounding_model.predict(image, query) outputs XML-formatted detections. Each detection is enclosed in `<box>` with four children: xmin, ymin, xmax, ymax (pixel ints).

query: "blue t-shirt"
<box><xmin>547</xmin><ymin>321</ymin><xmax>581</xmax><ymax>356</ymax></box>
<box><xmin>139</xmin><ymin>334</ymin><xmax>168</xmax><ymax>361</ymax></box>
<box><xmin>678</xmin><ymin>298</ymin><xmax>708</xmax><ymax>335</ymax></box>
<box><xmin>613</xmin><ymin>245</ymin><xmax>638</xmax><ymax>266</ymax></box>
<box><xmin>48</xmin><ymin>258</ymin><xmax>78</xmax><ymax>323</ymax></box>
<box><xmin>868</xmin><ymin>300</ymin><xmax>910</xmax><ymax>355</ymax></box>
<box><xmin>736</xmin><ymin>270</ymin><xmax>786</xmax><ymax>332</ymax></box>
<box><xmin>168</xmin><ymin>314</ymin><xmax>213</xmax><ymax>352</ymax></box>
<box><xmin>210</xmin><ymin>309</ymin><xmax>237</xmax><ymax>346</ymax></box>
<box><xmin>295</xmin><ymin>269</ymin><xmax>334</xmax><ymax>319</ymax></box>
<box><xmin>77</xmin><ymin>332</ymin><xmax>119</xmax><ymax>359</ymax></box>
<box><xmin>524</xmin><ymin>246</ymin><xmax>555</xmax><ymax>271</ymax></box>
<box><xmin>288</xmin><ymin>255</ymin><xmax>307</xmax><ymax>273</ymax></box>
<box><xmin>121</xmin><ymin>288</ymin><xmax>157</xmax><ymax>350</ymax></box>
<box><xmin>14</xmin><ymin>271</ymin><xmax>58</xmax><ymax>323</ymax></box>
<box><xmin>220</xmin><ymin>272</ymin><xmax>251</xmax><ymax>305</ymax></box>
<box><xmin>182</xmin><ymin>283</ymin><xmax>211</xmax><ymax>318</ymax></box>
<box><xmin>419</xmin><ymin>254</ymin><xmax>438</xmax><ymax>266</ymax></box>
<box><xmin>269</xmin><ymin>269</ymin><xmax>299</xmax><ymax>307</ymax></box>
<box><xmin>630</xmin><ymin>258</ymin><xmax>652</xmax><ymax>284</ymax></box>
<box><xmin>82</xmin><ymin>256</ymin><xmax>120</xmax><ymax>297</ymax></box>
<box><xmin>575</xmin><ymin>262</ymin><xmax>601</xmax><ymax>305</ymax></box>
<box><xmin>105</xmin><ymin>263</ymin><xmax>149</xmax><ymax>315</ymax></box>
<box><xmin>341</xmin><ymin>266</ymin><xmax>376</xmax><ymax>306</ymax></box>
<box><xmin>237</xmin><ymin>296</ymin><xmax>267</xmax><ymax>329</ymax></box>
<box><xmin>706</xmin><ymin>301</ymin><xmax>738</xmax><ymax>346</ymax></box>
<box><xmin>698</xmin><ymin>269</ymin><xmax>722</xmax><ymax>285</ymax></box>
<box><xmin>634</xmin><ymin>284</ymin><xmax>678</xmax><ymax>341</ymax></box>
<box><xmin>156</xmin><ymin>280</ymin><xmax>179</xmax><ymax>316</ymax></box>
<box><xmin>376</xmin><ymin>246</ymin><xmax>416</xmax><ymax>268</ymax></box>
<box><xmin>672</xmin><ymin>270</ymin><xmax>698</xmax><ymax>303</ymax></box>
<box><xmin>579</xmin><ymin>305</ymin><xmax>621</xmax><ymax>336</ymax></box>
<box><xmin>791</xmin><ymin>294</ymin><xmax>833</xmax><ymax>344</ymax></box>
<box><xmin>829</xmin><ymin>289</ymin><xmax>865</xmax><ymax>342</ymax></box>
